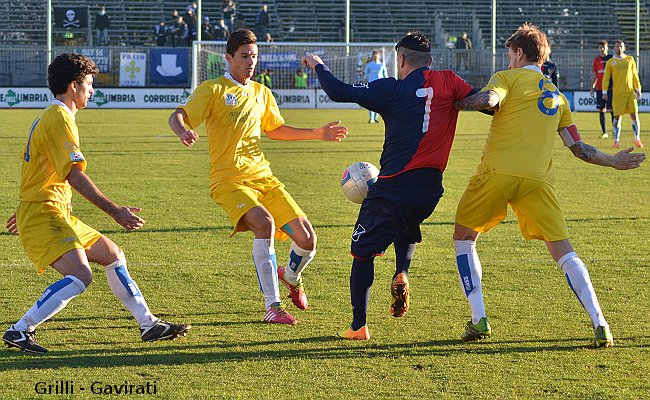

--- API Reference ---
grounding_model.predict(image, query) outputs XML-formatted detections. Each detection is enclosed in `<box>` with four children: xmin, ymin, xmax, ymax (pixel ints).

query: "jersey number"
<box><xmin>24</xmin><ymin>117</ymin><xmax>40</xmax><ymax>162</ymax></box>
<box><xmin>416</xmin><ymin>87</ymin><xmax>434</xmax><ymax>134</ymax></box>
<box><xmin>537</xmin><ymin>79</ymin><xmax>559</xmax><ymax>116</ymax></box>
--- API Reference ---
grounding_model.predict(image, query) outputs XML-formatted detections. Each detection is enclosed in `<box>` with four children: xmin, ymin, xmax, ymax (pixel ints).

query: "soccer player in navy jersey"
<box><xmin>304</xmin><ymin>31</ymin><xmax>476</xmax><ymax>339</ymax></box>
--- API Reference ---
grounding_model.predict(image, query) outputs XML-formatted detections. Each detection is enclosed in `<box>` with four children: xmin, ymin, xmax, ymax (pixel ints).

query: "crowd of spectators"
<box><xmin>144</xmin><ymin>1</ymin><xmax>274</xmax><ymax>47</ymax></box>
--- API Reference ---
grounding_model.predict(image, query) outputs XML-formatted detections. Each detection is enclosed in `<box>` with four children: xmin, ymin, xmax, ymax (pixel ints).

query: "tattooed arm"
<box><xmin>454</xmin><ymin>90</ymin><xmax>500</xmax><ymax>111</ymax></box>
<box><xmin>568</xmin><ymin>141</ymin><xmax>646</xmax><ymax>170</ymax></box>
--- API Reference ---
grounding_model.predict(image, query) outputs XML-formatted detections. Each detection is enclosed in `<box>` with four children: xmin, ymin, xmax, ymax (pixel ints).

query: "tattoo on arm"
<box><xmin>455</xmin><ymin>91</ymin><xmax>497</xmax><ymax>110</ymax></box>
<box><xmin>571</xmin><ymin>141</ymin><xmax>598</xmax><ymax>161</ymax></box>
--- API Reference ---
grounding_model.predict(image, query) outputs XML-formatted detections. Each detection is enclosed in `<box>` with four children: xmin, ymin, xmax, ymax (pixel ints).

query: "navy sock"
<box><xmin>350</xmin><ymin>257</ymin><xmax>374</xmax><ymax>331</ymax></box>
<box><xmin>393</xmin><ymin>234</ymin><xmax>415</xmax><ymax>280</ymax></box>
<box><xmin>599</xmin><ymin>112</ymin><xmax>606</xmax><ymax>133</ymax></box>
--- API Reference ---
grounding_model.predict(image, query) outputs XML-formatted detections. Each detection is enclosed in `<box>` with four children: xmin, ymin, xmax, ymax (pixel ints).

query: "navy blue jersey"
<box><xmin>316</xmin><ymin>65</ymin><xmax>473</xmax><ymax>178</ymax></box>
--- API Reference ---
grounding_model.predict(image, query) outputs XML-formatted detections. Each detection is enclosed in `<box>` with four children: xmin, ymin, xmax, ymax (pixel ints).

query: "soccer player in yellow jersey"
<box><xmin>3</xmin><ymin>53</ymin><xmax>190</xmax><ymax>354</ymax></box>
<box><xmin>453</xmin><ymin>24</ymin><xmax>645</xmax><ymax>348</ymax></box>
<box><xmin>168</xmin><ymin>29</ymin><xmax>348</xmax><ymax>324</ymax></box>
<box><xmin>602</xmin><ymin>40</ymin><xmax>643</xmax><ymax>148</ymax></box>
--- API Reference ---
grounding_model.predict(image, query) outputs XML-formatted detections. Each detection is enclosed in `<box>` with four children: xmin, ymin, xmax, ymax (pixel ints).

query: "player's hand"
<box><xmin>636</xmin><ymin>90</ymin><xmax>642</xmax><ymax>100</ymax></box>
<box><xmin>179</xmin><ymin>129</ymin><xmax>199</xmax><ymax>147</ymax></box>
<box><xmin>612</xmin><ymin>148</ymin><xmax>646</xmax><ymax>170</ymax></box>
<box><xmin>602</xmin><ymin>93</ymin><xmax>608</xmax><ymax>102</ymax></box>
<box><xmin>589</xmin><ymin>88</ymin><xmax>595</xmax><ymax>98</ymax></box>
<box><xmin>6</xmin><ymin>213</ymin><xmax>18</xmax><ymax>235</ymax></box>
<box><xmin>112</xmin><ymin>206</ymin><xmax>145</xmax><ymax>231</ymax></box>
<box><xmin>319</xmin><ymin>121</ymin><xmax>348</xmax><ymax>142</ymax></box>
<box><xmin>303</xmin><ymin>54</ymin><xmax>324</xmax><ymax>70</ymax></box>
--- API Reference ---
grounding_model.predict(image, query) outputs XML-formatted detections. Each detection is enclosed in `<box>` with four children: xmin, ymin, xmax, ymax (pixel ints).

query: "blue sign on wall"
<box><xmin>150</xmin><ymin>49</ymin><xmax>189</xmax><ymax>85</ymax></box>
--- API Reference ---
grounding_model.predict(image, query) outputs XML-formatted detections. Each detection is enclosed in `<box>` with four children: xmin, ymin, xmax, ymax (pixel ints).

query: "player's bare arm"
<box><xmin>168</xmin><ymin>109</ymin><xmax>199</xmax><ymax>147</ymax></box>
<box><xmin>266</xmin><ymin>121</ymin><xmax>348</xmax><ymax>142</ymax></box>
<box><xmin>560</xmin><ymin>124</ymin><xmax>645</xmax><ymax>169</ymax></box>
<box><xmin>454</xmin><ymin>90</ymin><xmax>499</xmax><ymax>111</ymax></box>
<box><xmin>6</xmin><ymin>213</ymin><xmax>17</xmax><ymax>235</ymax></box>
<box><xmin>67</xmin><ymin>165</ymin><xmax>145</xmax><ymax>231</ymax></box>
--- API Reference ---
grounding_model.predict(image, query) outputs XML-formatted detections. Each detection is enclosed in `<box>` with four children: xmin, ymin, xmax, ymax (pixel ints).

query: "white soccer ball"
<box><xmin>340</xmin><ymin>162</ymin><xmax>379</xmax><ymax>204</ymax></box>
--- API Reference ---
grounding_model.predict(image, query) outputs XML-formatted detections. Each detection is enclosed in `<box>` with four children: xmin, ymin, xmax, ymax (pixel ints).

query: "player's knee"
<box><xmin>295</xmin><ymin>230</ymin><xmax>316</xmax><ymax>251</ymax></box>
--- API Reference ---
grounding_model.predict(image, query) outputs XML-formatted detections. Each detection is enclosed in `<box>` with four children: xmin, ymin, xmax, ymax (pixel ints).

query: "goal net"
<box><xmin>192</xmin><ymin>41</ymin><xmax>396</xmax><ymax>90</ymax></box>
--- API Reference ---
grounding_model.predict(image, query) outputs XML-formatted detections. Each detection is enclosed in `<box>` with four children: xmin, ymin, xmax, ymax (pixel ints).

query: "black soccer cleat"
<box><xmin>140</xmin><ymin>320</ymin><xmax>191</xmax><ymax>342</ymax></box>
<box><xmin>3</xmin><ymin>325</ymin><xmax>48</xmax><ymax>354</ymax></box>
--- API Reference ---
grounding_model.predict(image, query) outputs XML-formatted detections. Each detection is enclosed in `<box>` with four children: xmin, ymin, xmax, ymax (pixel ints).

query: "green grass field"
<box><xmin>0</xmin><ymin>108</ymin><xmax>648</xmax><ymax>399</ymax></box>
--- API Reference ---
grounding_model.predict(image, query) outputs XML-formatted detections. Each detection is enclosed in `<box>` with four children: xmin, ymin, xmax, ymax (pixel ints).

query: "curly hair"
<box><xmin>48</xmin><ymin>53</ymin><xmax>99</xmax><ymax>96</ymax></box>
<box><xmin>505</xmin><ymin>23</ymin><xmax>550</xmax><ymax>63</ymax></box>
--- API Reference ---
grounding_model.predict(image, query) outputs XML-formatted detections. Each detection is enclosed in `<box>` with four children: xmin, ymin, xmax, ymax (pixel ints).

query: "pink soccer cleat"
<box><xmin>262</xmin><ymin>305</ymin><xmax>297</xmax><ymax>325</ymax></box>
<box><xmin>634</xmin><ymin>139</ymin><xmax>644</xmax><ymax>148</ymax></box>
<box><xmin>278</xmin><ymin>267</ymin><xmax>309</xmax><ymax>310</ymax></box>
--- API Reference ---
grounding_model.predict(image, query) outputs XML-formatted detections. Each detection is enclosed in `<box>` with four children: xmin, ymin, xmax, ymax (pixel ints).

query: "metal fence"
<box><xmin>2</xmin><ymin>44</ymin><xmax>649</xmax><ymax>90</ymax></box>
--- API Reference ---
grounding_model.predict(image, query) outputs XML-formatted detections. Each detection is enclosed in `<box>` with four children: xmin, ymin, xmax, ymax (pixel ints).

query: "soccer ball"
<box><xmin>340</xmin><ymin>162</ymin><xmax>379</xmax><ymax>204</ymax></box>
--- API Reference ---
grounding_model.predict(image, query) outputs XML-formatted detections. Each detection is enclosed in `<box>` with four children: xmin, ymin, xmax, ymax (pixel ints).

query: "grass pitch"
<box><xmin>0</xmin><ymin>108</ymin><xmax>648</xmax><ymax>399</ymax></box>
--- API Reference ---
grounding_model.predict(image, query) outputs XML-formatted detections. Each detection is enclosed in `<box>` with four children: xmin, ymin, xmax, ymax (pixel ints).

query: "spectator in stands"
<box><xmin>542</xmin><ymin>55</ymin><xmax>559</xmax><ymax>87</ymax></box>
<box><xmin>95</xmin><ymin>6</ymin><xmax>110</xmax><ymax>46</ymax></box>
<box><xmin>170</xmin><ymin>9</ymin><xmax>180</xmax><ymax>24</ymax></box>
<box><xmin>202</xmin><ymin>16</ymin><xmax>214</xmax><ymax>40</ymax></box>
<box><xmin>455</xmin><ymin>31</ymin><xmax>472</xmax><ymax>71</ymax></box>
<box><xmin>185</xmin><ymin>8</ymin><xmax>197</xmax><ymax>46</ymax></box>
<box><xmin>214</xmin><ymin>18</ymin><xmax>229</xmax><ymax>41</ymax></box>
<box><xmin>222</xmin><ymin>0</ymin><xmax>237</xmax><ymax>34</ymax></box>
<box><xmin>186</xmin><ymin>2</ymin><xmax>197</xmax><ymax>15</ymax></box>
<box><xmin>177</xmin><ymin>16</ymin><xmax>189</xmax><ymax>47</ymax></box>
<box><xmin>294</xmin><ymin>67</ymin><xmax>308</xmax><ymax>88</ymax></box>
<box><xmin>234</xmin><ymin>13</ymin><xmax>247</xmax><ymax>31</ymax></box>
<box><xmin>155</xmin><ymin>21</ymin><xmax>168</xmax><ymax>47</ymax></box>
<box><xmin>255</xmin><ymin>4</ymin><xmax>271</xmax><ymax>44</ymax></box>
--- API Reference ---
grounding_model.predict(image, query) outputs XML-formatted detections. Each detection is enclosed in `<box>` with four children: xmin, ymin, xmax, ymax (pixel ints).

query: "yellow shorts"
<box><xmin>455</xmin><ymin>173</ymin><xmax>569</xmax><ymax>241</ymax></box>
<box><xmin>210</xmin><ymin>175</ymin><xmax>305</xmax><ymax>240</ymax></box>
<box><xmin>17</xmin><ymin>201</ymin><xmax>102</xmax><ymax>274</ymax></box>
<box><xmin>612</xmin><ymin>92</ymin><xmax>638</xmax><ymax>116</ymax></box>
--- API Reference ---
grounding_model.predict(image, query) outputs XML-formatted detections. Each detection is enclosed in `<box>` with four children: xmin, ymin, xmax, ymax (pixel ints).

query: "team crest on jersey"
<box><xmin>225</xmin><ymin>93</ymin><xmax>238</xmax><ymax>106</ymax></box>
<box><xmin>351</xmin><ymin>224</ymin><xmax>366</xmax><ymax>242</ymax></box>
<box><xmin>69</xmin><ymin>151</ymin><xmax>85</xmax><ymax>162</ymax></box>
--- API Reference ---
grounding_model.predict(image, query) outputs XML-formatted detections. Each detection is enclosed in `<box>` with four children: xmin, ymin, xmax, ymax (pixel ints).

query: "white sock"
<box><xmin>104</xmin><ymin>259</ymin><xmax>157</xmax><ymax>328</ymax></box>
<box><xmin>14</xmin><ymin>275</ymin><xmax>86</xmax><ymax>332</ymax></box>
<box><xmin>252</xmin><ymin>239</ymin><xmax>280</xmax><ymax>309</ymax></box>
<box><xmin>454</xmin><ymin>240</ymin><xmax>486</xmax><ymax>325</ymax></box>
<box><xmin>558</xmin><ymin>252</ymin><xmax>608</xmax><ymax>329</ymax></box>
<box><xmin>283</xmin><ymin>242</ymin><xmax>316</xmax><ymax>285</ymax></box>
<box><xmin>613</xmin><ymin>118</ymin><xmax>622</xmax><ymax>141</ymax></box>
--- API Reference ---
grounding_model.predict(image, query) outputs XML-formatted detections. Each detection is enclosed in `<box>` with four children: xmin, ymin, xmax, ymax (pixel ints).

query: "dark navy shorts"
<box><xmin>350</xmin><ymin>168</ymin><xmax>444</xmax><ymax>259</ymax></box>
<box><xmin>596</xmin><ymin>90</ymin><xmax>612</xmax><ymax>111</ymax></box>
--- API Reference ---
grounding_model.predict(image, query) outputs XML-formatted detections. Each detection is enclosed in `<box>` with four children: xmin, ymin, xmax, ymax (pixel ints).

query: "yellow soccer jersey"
<box><xmin>602</xmin><ymin>55</ymin><xmax>641</xmax><ymax>94</ymax></box>
<box><xmin>19</xmin><ymin>100</ymin><xmax>87</xmax><ymax>203</ymax></box>
<box><xmin>178</xmin><ymin>73</ymin><xmax>285</xmax><ymax>188</ymax></box>
<box><xmin>478</xmin><ymin>67</ymin><xmax>573</xmax><ymax>185</ymax></box>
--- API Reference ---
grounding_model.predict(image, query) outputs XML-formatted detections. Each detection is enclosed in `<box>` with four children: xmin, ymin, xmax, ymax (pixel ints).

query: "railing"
<box><xmin>1</xmin><ymin>45</ymin><xmax>649</xmax><ymax>91</ymax></box>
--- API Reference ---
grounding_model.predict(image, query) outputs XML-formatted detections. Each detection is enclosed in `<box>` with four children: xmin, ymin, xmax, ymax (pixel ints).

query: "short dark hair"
<box><xmin>226</xmin><ymin>29</ymin><xmax>257</xmax><ymax>56</ymax></box>
<box><xmin>505</xmin><ymin>23</ymin><xmax>550</xmax><ymax>63</ymax></box>
<box><xmin>47</xmin><ymin>53</ymin><xmax>98</xmax><ymax>96</ymax></box>
<box><xmin>598</xmin><ymin>40</ymin><xmax>608</xmax><ymax>47</ymax></box>
<box><xmin>395</xmin><ymin>31</ymin><xmax>431</xmax><ymax>67</ymax></box>
<box><xmin>395</xmin><ymin>31</ymin><xmax>431</xmax><ymax>53</ymax></box>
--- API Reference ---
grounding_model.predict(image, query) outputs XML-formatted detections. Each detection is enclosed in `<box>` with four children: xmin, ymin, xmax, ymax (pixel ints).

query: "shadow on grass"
<box><xmin>1</xmin><ymin>216</ymin><xmax>647</xmax><ymax>237</ymax></box>
<box><xmin>2</xmin><ymin>335</ymin><xmax>648</xmax><ymax>371</ymax></box>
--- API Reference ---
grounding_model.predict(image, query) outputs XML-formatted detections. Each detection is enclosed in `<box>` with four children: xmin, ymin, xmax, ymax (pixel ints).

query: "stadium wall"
<box><xmin>3</xmin><ymin>87</ymin><xmax>649</xmax><ymax>112</ymax></box>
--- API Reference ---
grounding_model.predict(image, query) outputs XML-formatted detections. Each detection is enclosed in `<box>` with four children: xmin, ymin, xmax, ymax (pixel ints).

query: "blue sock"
<box><xmin>393</xmin><ymin>234</ymin><xmax>415</xmax><ymax>280</ymax></box>
<box><xmin>350</xmin><ymin>257</ymin><xmax>374</xmax><ymax>331</ymax></box>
